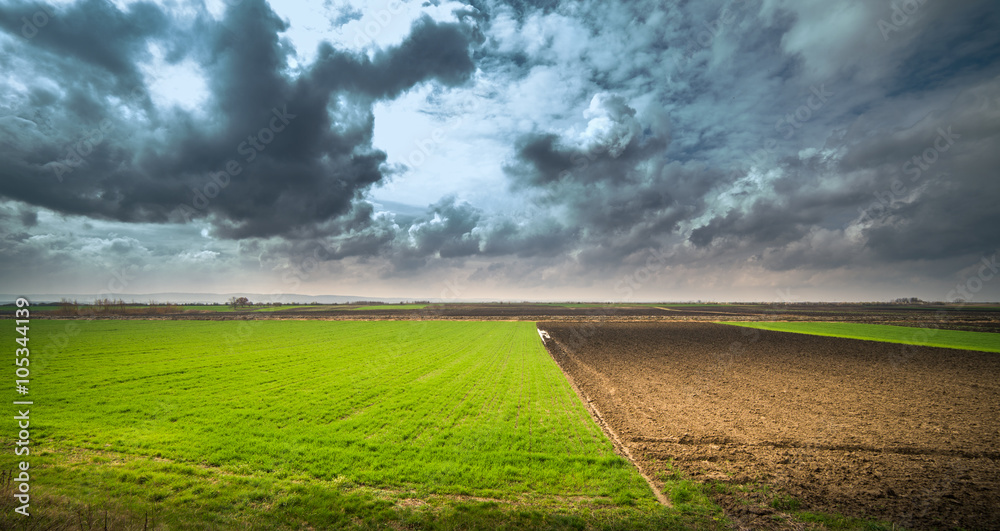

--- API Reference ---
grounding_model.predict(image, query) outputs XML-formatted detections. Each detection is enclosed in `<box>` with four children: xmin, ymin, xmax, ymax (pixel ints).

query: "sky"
<box><xmin>0</xmin><ymin>0</ymin><xmax>999</xmax><ymax>302</ymax></box>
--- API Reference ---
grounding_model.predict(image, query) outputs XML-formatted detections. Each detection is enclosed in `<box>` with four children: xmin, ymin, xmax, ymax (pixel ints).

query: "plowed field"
<box><xmin>541</xmin><ymin>321</ymin><xmax>1000</xmax><ymax>530</ymax></box>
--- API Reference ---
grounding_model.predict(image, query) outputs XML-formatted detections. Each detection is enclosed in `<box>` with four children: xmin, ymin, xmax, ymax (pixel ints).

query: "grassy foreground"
<box><xmin>720</xmin><ymin>321</ymin><xmax>1000</xmax><ymax>353</ymax></box>
<box><xmin>2</xmin><ymin>320</ymin><xmax>717</xmax><ymax>529</ymax></box>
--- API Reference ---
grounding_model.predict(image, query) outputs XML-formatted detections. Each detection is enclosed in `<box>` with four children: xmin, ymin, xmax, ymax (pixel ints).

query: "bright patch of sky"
<box><xmin>140</xmin><ymin>44</ymin><xmax>209</xmax><ymax>113</ymax></box>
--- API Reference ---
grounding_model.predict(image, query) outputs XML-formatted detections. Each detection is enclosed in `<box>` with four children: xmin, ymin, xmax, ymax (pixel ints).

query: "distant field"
<box><xmin>534</xmin><ymin>303</ymin><xmax>640</xmax><ymax>308</ymax></box>
<box><xmin>268</xmin><ymin>304</ymin><xmax>347</xmax><ymax>311</ymax></box>
<box><xmin>2</xmin><ymin>320</ymin><xmax>681</xmax><ymax>529</ymax></box>
<box><xmin>537</xmin><ymin>303</ymin><xmax>750</xmax><ymax>309</ymax></box>
<box><xmin>22</xmin><ymin>304</ymin><xmax>342</xmax><ymax>313</ymax></box>
<box><xmin>721</xmin><ymin>321</ymin><xmax>1000</xmax><ymax>353</ymax></box>
<box><xmin>535</xmin><ymin>303</ymin><xmax>679</xmax><ymax>308</ymax></box>
<box><xmin>13</xmin><ymin>304</ymin><xmax>63</xmax><ymax>312</ymax></box>
<box><xmin>183</xmin><ymin>305</ymin><xmax>317</xmax><ymax>312</ymax></box>
<box><xmin>249</xmin><ymin>304</ymin><xmax>316</xmax><ymax>312</ymax></box>
<box><xmin>353</xmin><ymin>304</ymin><xmax>429</xmax><ymax>310</ymax></box>
<box><xmin>654</xmin><ymin>304</ymin><xmax>751</xmax><ymax>309</ymax></box>
<box><xmin>241</xmin><ymin>304</ymin><xmax>431</xmax><ymax>311</ymax></box>
<box><xmin>5</xmin><ymin>304</ymin><xmax>236</xmax><ymax>313</ymax></box>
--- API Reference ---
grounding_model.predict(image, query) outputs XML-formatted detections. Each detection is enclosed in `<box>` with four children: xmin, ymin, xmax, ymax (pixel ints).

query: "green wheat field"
<box><xmin>2</xmin><ymin>320</ymin><xmax>705</xmax><ymax>529</ymax></box>
<box><xmin>721</xmin><ymin>321</ymin><xmax>1000</xmax><ymax>353</ymax></box>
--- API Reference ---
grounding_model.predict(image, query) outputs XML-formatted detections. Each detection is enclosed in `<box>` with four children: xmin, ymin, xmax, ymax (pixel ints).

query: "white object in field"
<box><xmin>537</xmin><ymin>329</ymin><xmax>551</xmax><ymax>342</ymax></box>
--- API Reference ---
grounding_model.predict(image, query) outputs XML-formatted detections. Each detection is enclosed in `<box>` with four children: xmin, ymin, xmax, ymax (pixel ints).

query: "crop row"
<box><xmin>8</xmin><ymin>320</ymin><xmax>651</xmax><ymax>503</ymax></box>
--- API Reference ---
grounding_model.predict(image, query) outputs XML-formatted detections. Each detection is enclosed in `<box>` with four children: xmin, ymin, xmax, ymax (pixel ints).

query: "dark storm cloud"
<box><xmin>0</xmin><ymin>0</ymin><xmax>171</xmax><ymax>87</ymax></box>
<box><xmin>247</xmin><ymin>193</ymin><xmax>580</xmax><ymax>275</ymax></box>
<box><xmin>309</xmin><ymin>17</ymin><xmax>477</xmax><ymax>99</ymax></box>
<box><xmin>398</xmin><ymin>195</ymin><xmax>576</xmax><ymax>264</ymax></box>
<box><xmin>0</xmin><ymin>0</ymin><xmax>478</xmax><ymax>238</ymax></box>
<box><xmin>17</xmin><ymin>205</ymin><xmax>38</xmax><ymax>227</ymax></box>
<box><xmin>687</xmin><ymin>152</ymin><xmax>865</xmax><ymax>250</ymax></box>
<box><xmin>501</xmin><ymin>93</ymin><xmax>714</xmax><ymax>265</ymax></box>
<box><xmin>688</xmin><ymin>74</ymin><xmax>1000</xmax><ymax>271</ymax></box>
<box><xmin>851</xmin><ymin>100</ymin><xmax>1000</xmax><ymax>263</ymax></box>
<box><xmin>483</xmin><ymin>0</ymin><xmax>1000</xmax><ymax>278</ymax></box>
<box><xmin>3</xmin><ymin>0</ymin><xmax>1000</xmax><ymax>295</ymax></box>
<box><xmin>509</xmin><ymin>135</ymin><xmax>569</xmax><ymax>184</ymax></box>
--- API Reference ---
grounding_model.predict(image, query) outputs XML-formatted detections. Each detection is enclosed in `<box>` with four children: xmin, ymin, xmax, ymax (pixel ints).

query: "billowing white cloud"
<box><xmin>577</xmin><ymin>93</ymin><xmax>642</xmax><ymax>157</ymax></box>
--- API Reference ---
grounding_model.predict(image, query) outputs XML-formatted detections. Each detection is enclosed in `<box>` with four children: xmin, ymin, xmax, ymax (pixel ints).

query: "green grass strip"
<box><xmin>719</xmin><ymin>321</ymin><xmax>1000</xmax><ymax>353</ymax></box>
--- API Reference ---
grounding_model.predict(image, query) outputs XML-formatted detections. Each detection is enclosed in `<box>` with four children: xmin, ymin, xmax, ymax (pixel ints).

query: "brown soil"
<box><xmin>540</xmin><ymin>321</ymin><xmax>1000</xmax><ymax>530</ymax></box>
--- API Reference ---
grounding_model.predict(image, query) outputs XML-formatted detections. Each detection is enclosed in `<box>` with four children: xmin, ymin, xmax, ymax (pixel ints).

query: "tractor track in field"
<box><xmin>629</xmin><ymin>436</ymin><xmax>1000</xmax><ymax>460</ymax></box>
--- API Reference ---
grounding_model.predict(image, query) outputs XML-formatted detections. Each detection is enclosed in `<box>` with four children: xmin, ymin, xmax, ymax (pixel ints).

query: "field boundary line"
<box><xmin>656</xmin><ymin>306</ymin><xmax>743</xmax><ymax>315</ymax></box>
<box><xmin>538</xmin><ymin>329</ymin><xmax>672</xmax><ymax>507</ymax></box>
<box><xmin>717</xmin><ymin>321</ymin><xmax>1000</xmax><ymax>353</ymax></box>
<box><xmin>632</xmin><ymin>436</ymin><xmax>1000</xmax><ymax>460</ymax></box>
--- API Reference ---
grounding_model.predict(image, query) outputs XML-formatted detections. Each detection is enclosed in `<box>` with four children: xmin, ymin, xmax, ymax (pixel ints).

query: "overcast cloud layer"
<box><xmin>1</xmin><ymin>0</ymin><xmax>999</xmax><ymax>301</ymax></box>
